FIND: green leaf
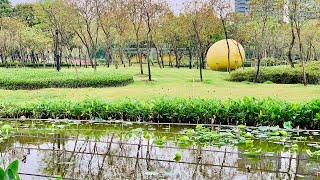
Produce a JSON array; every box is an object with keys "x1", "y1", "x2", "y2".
[
  {"x1": 0, "y1": 168, "x2": 5, "y2": 180},
  {"x1": 174, "y1": 152, "x2": 182, "y2": 162},
  {"x1": 5, "y1": 160, "x2": 19, "y2": 177},
  {"x1": 283, "y1": 122, "x2": 292, "y2": 130},
  {"x1": 279, "y1": 131, "x2": 287, "y2": 136},
  {"x1": 5, "y1": 169, "x2": 15, "y2": 180}
]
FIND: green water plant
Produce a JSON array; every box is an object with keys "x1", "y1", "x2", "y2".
[
  {"x1": 1, "y1": 97, "x2": 319, "y2": 129},
  {"x1": 1, "y1": 125, "x2": 14, "y2": 135},
  {"x1": 306, "y1": 150, "x2": 320, "y2": 159},
  {"x1": 0, "y1": 160, "x2": 20, "y2": 180},
  {"x1": 174, "y1": 152, "x2": 182, "y2": 162}
]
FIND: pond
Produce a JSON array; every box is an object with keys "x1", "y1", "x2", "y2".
[{"x1": 0, "y1": 120, "x2": 320, "y2": 180}]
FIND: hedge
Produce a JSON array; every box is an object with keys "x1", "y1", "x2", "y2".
[
  {"x1": 0, "y1": 69, "x2": 133, "y2": 90},
  {"x1": 0, "y1": 62, "x2": 74, "y2": 68},
  {"x1": 0, "y1": 97, "x2": 319, "y2": 129},
  {"x1": 230, "y1": 61, "x2": 320, "y2": 84}
]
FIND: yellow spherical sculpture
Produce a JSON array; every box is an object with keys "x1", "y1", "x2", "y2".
[{"x1": 207, "y1": 39, "x2": 245, "y2": 71}]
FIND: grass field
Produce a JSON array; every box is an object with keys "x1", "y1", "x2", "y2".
[{"x1": 0, "y1": 65, "x2": 319, "y2": 103}]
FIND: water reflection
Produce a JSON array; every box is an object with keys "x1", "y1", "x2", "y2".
[{"x1": 0, "y1": 123, "x2": 319, "y2": 180}]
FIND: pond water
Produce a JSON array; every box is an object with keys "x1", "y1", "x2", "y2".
[{"x1": 0, "y1": 120, "x2": 320, "y2": 180}]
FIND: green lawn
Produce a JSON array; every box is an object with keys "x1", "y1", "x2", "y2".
[{"x1": 0, "y1": 65, "x2": 319, "y2": 102}]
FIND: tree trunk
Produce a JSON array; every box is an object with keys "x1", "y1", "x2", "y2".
[
  {"x1": 105, "y1": 45, "x2": 110, "y2": 67},
  {"x1": 159, "y1": 49, "x2": 164, "y2": 68},
  {"x1": 296, "y1": 29, "x2": 307, "y2": 86},
  {"x1": 136, "y1": 33, "x2": 143, "y2": 75},
  {"x1": 199, "y1": 50, "x2": 204, "y2": 82},
  {"x1": 254, "y1": 55, "x2": 262, "y2": 83},
  {"x1": 188, "y1": 47, "x2": 192, "y2": 69},
  {"x1": 155, "y1": 47, "x2": 162, "y2": 68},
  {"x1": 288, "y1": 17, "x2": 295, "y2": 68},
  {"x1": 222, "y1": 19, "x2": 231, "y2": 73},
  {"x1": 174, "y1": 48, "x2": 179, "y2": 68}
]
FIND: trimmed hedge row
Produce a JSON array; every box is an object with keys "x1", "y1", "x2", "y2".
[
  {"x1": 230, "y1": 61, "x2": 320, "y2": 84},
  {"x1": 0, "y1": 97, "x2": 319, "y2": 129},
  {"x1": 0, "y1": 69, "x2": 133, "y2": 90},
  {"x1": 0, "y1": 62, "x2": 74, "y2": 68}
]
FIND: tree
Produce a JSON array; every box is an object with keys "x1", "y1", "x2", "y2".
[
  {"x1": 286, "y1": 0, "x2": 319, "y2": 86},
  {"x1": 143, "y1": 0, "x2": 167, "y2": 81},
  {"x1": 14, "y1": 3, "x2": 40, "y2": 27},
  {"x1": 66, "y1": 0, "x2": 102, "y2": 70},
  {"x1": 248, "y1": 0, "x2": 283, "y2": 82},
  {"x1": 127, "y1": 0, "x2": 145, "y2": 75},
  {"x1": 184, "y1": 0, "x2": 220, "y2": 81},
  {"x1": 0, "y1": 0, "x2": 12, "y2": 17},
  {"x1": 214, "y1": 0, "x2": 234, "y2": 73},
  {"x1": 98, "y1": 0, "x2": 116, "y2": 67}
]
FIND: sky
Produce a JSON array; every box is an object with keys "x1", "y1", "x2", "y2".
[{"x1": 10, "y1": 0, "x2": 34, "y2": 5}]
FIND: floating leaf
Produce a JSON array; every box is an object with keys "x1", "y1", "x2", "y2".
[
  {"x1": 145, "y1": 171, "x2": 159, "y2": 176},
  {"x1": 174, "y1": 152, "x2": 182, "y2": 162},
  {"x1": 279, "y1": 131, "x2": 287, "y2": 136},
  {"x1": 283, "y1": 122, "x2": 292, "y2": 130}
]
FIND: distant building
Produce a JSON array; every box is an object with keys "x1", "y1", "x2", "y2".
[{"x1": 235, "y1": 0, "x2": 250, "y2": 13}]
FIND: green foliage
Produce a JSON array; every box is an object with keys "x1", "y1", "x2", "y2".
[
  {"x1": 283, "y1": 121, "x2": 292, "y2": 130},
  {"x1": 0, "y1": 160, "x2": 20, "y2": 180},
  {"x1": 0, "y1": 97, "x2": 320, "y2": 129},
  {"x1": 0, "y1": 0, "x2": 13, "y2": 17},
  {"x1": 230, "y1": 61, "x2": 320, "y2": 84},
  {"x1": 1, "y1": 125, "x2": 13, "y2": 134},
  {"x1": 306, "y1": 150, "x2": 320, "y2": 159},
  {"x1": 174, "y1": 152, "x2": 182, "y2": 162},
  {"x1": 0, "y1": 69, "x2": 133, "y2": 90},
  {"x1": 14, "y1": 3, "x2": 40, "y2": 27}
]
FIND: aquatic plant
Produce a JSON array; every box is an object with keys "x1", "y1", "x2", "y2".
[
  {"x1": 1, "y1": 97, "x2": 319, "y2": 129},
  {"x1": 306, "y1": 150, "x2": 320, "y2": 159},
  {"x1": 0, "y1": 160, "x2": 20, "y2": 180}
]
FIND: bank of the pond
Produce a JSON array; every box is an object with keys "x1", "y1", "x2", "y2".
[{"x1": 0, "y1": 97, "x2": 319, "y2": 129}]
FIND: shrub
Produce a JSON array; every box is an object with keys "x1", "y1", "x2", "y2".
[
  {"x1": 0, "y1": 69, "x2": 133, "y2": 90},
  {"x1": 0, "y1": 62, "x2": 74, "y2": 68},
  {"x1": 230, "y1": 61, "x2": 320, "y2": 84},
  {"x1": 0, "y1": 97, "x2": 319, "y2": 129}
]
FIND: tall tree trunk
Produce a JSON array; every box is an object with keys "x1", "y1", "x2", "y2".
[
  {"x1": 235, "y1": 42, "x2": 245, "y2": 69},
  {"x1": 222, "y1": 18, "x2": 231, "y2": 73},
  {"x1": 254, "y1": 54, "x2": 262, "y2": 83},
  {"x1": 288, "y1": 16, "x2": 295, "y2": 68},
  {"x1": 187, "y1": 47, "x2": 192, "y2": 69},
  {"x1": 174, "y1": 48, "x2": 180, "y2": 68},
  {"x1": 199, "y1": 50, "x2": 203, "y2": 82},
  {"x1": 155, "y1": 47, "x2": 162, "y2": 68},
  {"x1": 136, "y1": 33, "x2": 143, "y2": 75},
  {"x1": 79, "y1": 48, "x2": 82, "y2": 67},
  {"x1": 105, "y1": 45, "x2": 110, "y2": 67},
  {"x1": 159, "y1": 49, "x2": 164, "y2": 68},
  {"x1": 296, "y1": 28, "x2": 307, "y2": 86}
]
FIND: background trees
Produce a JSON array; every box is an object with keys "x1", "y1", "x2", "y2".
[{"x1": 0, "y1": 0, "x2": 319, "y2": 82}]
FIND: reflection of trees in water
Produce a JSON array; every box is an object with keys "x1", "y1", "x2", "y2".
[
  {"x1": 33, "y1": 135, "x2": 247, "y2": 179},
  {"x1": 2, "y1": 132, "x2": 320, "y2": 179}
]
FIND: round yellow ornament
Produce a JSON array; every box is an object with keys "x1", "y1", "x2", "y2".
[{"x1": 207, "y1": 39, "x2": 245, "y2": 71}]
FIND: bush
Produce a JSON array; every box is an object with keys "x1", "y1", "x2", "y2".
[
  {"x1": 1, "y1": 97, "x2": 319, "y2": 129},
  {"x1": 230, "y1": 61, "x2": 320, "y2": 84},
  {"x1": 0, "y1": 62, "x2": 74, "y2": 68},
  {"x1": 0, "y1": 69, "x2": 134, "y2": 90}
]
